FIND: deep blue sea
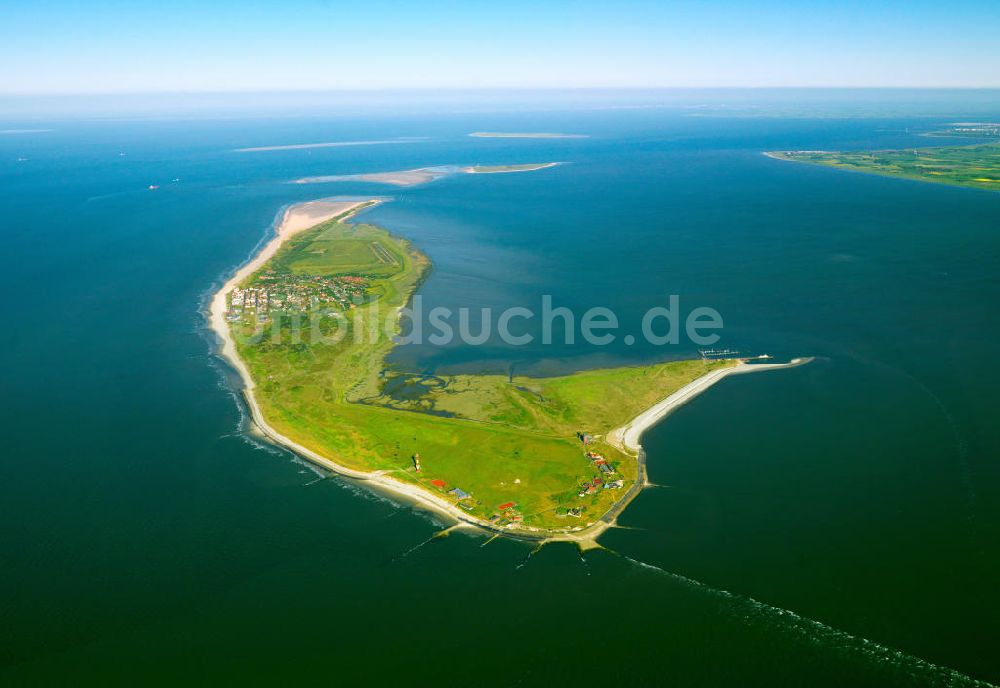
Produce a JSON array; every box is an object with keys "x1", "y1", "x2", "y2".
[{"x1": 1, "y1": 91, "x2": 998, "y2": 685}]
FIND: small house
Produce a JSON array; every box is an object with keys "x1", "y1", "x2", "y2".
[{"x1": 449, "y1": 487, "x2": 471, "y2": 500}]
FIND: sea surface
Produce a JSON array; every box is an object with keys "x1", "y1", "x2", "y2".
[{"x1": 1, "y1": 91, "x2": 998, "y2": 685}]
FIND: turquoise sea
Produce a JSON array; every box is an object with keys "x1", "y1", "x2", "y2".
[{"x1": 1, "y1": 91, "x2": 997, "y2": 685}]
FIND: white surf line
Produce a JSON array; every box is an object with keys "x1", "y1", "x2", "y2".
[{"x1": 616, "y1": 552, "x2": 989, "y2": 687}]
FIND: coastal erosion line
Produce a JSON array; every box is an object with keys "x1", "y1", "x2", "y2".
[{"x1": 209, "y1": 197, "x2": 810, "y2": 544}]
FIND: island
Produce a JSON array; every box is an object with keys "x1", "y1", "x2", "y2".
[
  {"x1": 469, "y1": 132, "x2": 588, "y2": 139},
  {"x1": 923, "y1": 123, "x2": 1000, "y2": 139},
  {"x1": 294, "y1": 168, "x2": 449, "y2": 186},
  {"x1": 234, "y1": 138, "x2": 426, "y2": 152},
  {"x1": 293, "y1": 163, "x2": 558, "y2": 187},
  {"x1": 463, "y1": 163, "x2": 558, "y2": 174},
  {"x1": 767, "y1": 142, "x2": 1000, "y2": 192},
  {"x1": 211, "y1": 199, "x2": 803, "y2": 542}
]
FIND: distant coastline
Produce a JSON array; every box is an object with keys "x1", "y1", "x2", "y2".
[
  {"x1": 469, "y1": 132, "x2": 588, "y2": 139},
  {"x1": 764, "y1": 143, "x2": 1000, "y2": 192}
]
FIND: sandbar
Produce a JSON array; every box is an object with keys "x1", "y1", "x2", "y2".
[
  {"x1": 235, "y1": 138, "x2": 426, "y2": 153},
  {"x1": 469, "y1": 132, "x2": 588, "y2": 139},
  {"x1": 294, "y1": 163, "x2": 557, "y2": 187}
]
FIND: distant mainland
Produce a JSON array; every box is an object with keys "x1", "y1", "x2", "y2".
[
  {"x1": 469, "y1": 132, "x2": 588, "y2": 139},
  {"x1": 767, "y1": 140, "x2": 1000, "y2": 192}
]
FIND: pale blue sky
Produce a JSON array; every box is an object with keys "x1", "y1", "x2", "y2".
[{"x1": 2, "y1": 0, "x2": 999, "y2": 93}]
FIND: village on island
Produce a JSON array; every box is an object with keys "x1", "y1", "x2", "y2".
[{"x1": 225, "y1": 269, "x2": 370, "y2": 323}]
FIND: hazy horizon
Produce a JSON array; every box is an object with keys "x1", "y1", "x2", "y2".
[
  {"x1": 3, "y1": 87, "x2": 1000, "y2": 120},
  {"x1": 3, "y1": 1, "x2": 999, "y2": 95}
]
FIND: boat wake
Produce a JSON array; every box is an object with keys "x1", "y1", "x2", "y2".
[{"x1": 609, "y1": 550, "x2": 989, "y2": 687}]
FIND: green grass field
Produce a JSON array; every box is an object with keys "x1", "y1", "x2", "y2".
[
  {"x1": 279, "y1": 221, "x2": 404, "y2": 277},
  {"x1": 771, "y1": 142, "x2": 1000, "y2": 192},
  {"x1": 231, "y1": 208, "x2": 730, "y2": 531}
]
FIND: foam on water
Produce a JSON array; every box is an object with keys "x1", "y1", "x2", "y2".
[{"x1": 613, "y1": 552, "x2": 990, "y2": 688}]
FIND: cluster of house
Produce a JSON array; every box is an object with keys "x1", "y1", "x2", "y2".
[
  {"x1": 587, "y1": 451, "x2": 617, "y2": 475},
  {"x1": 578, "y1": 475, "x2": 605, "y2": 497},
  {"x1": 227, "y1": 287, "x2": 269, "y2": 322},
  {"x1": 426, "y1": 478, "x2": 476, "y2": 512},
  {"x1": 226, "y1": 273, "x2": 369, "y2": 323},
  {"x1": 578, "y1": 475, "x2": 625, "y2": 497},
  {"x1": 576, "y1": 450, "x2": 625, "y2": 497},
  {"x1": 489, "y1": 501, "x2": 523, "y2": 527}
]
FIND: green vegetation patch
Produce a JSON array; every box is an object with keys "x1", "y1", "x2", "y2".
[
  {"x1": 771, "y1": 142, "x2": 1000, "y2": 191},
  {"x1": 279, "y1": 222, "x2": 404, "y2": 277}
]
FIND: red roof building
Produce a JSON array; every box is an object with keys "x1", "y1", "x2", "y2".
[
  {"x1": 430, "y1": 479, "x2": 447, "y2": 489},
  {"x1": 498, "y1": 501, "x2": 516, "y2": 510}
]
